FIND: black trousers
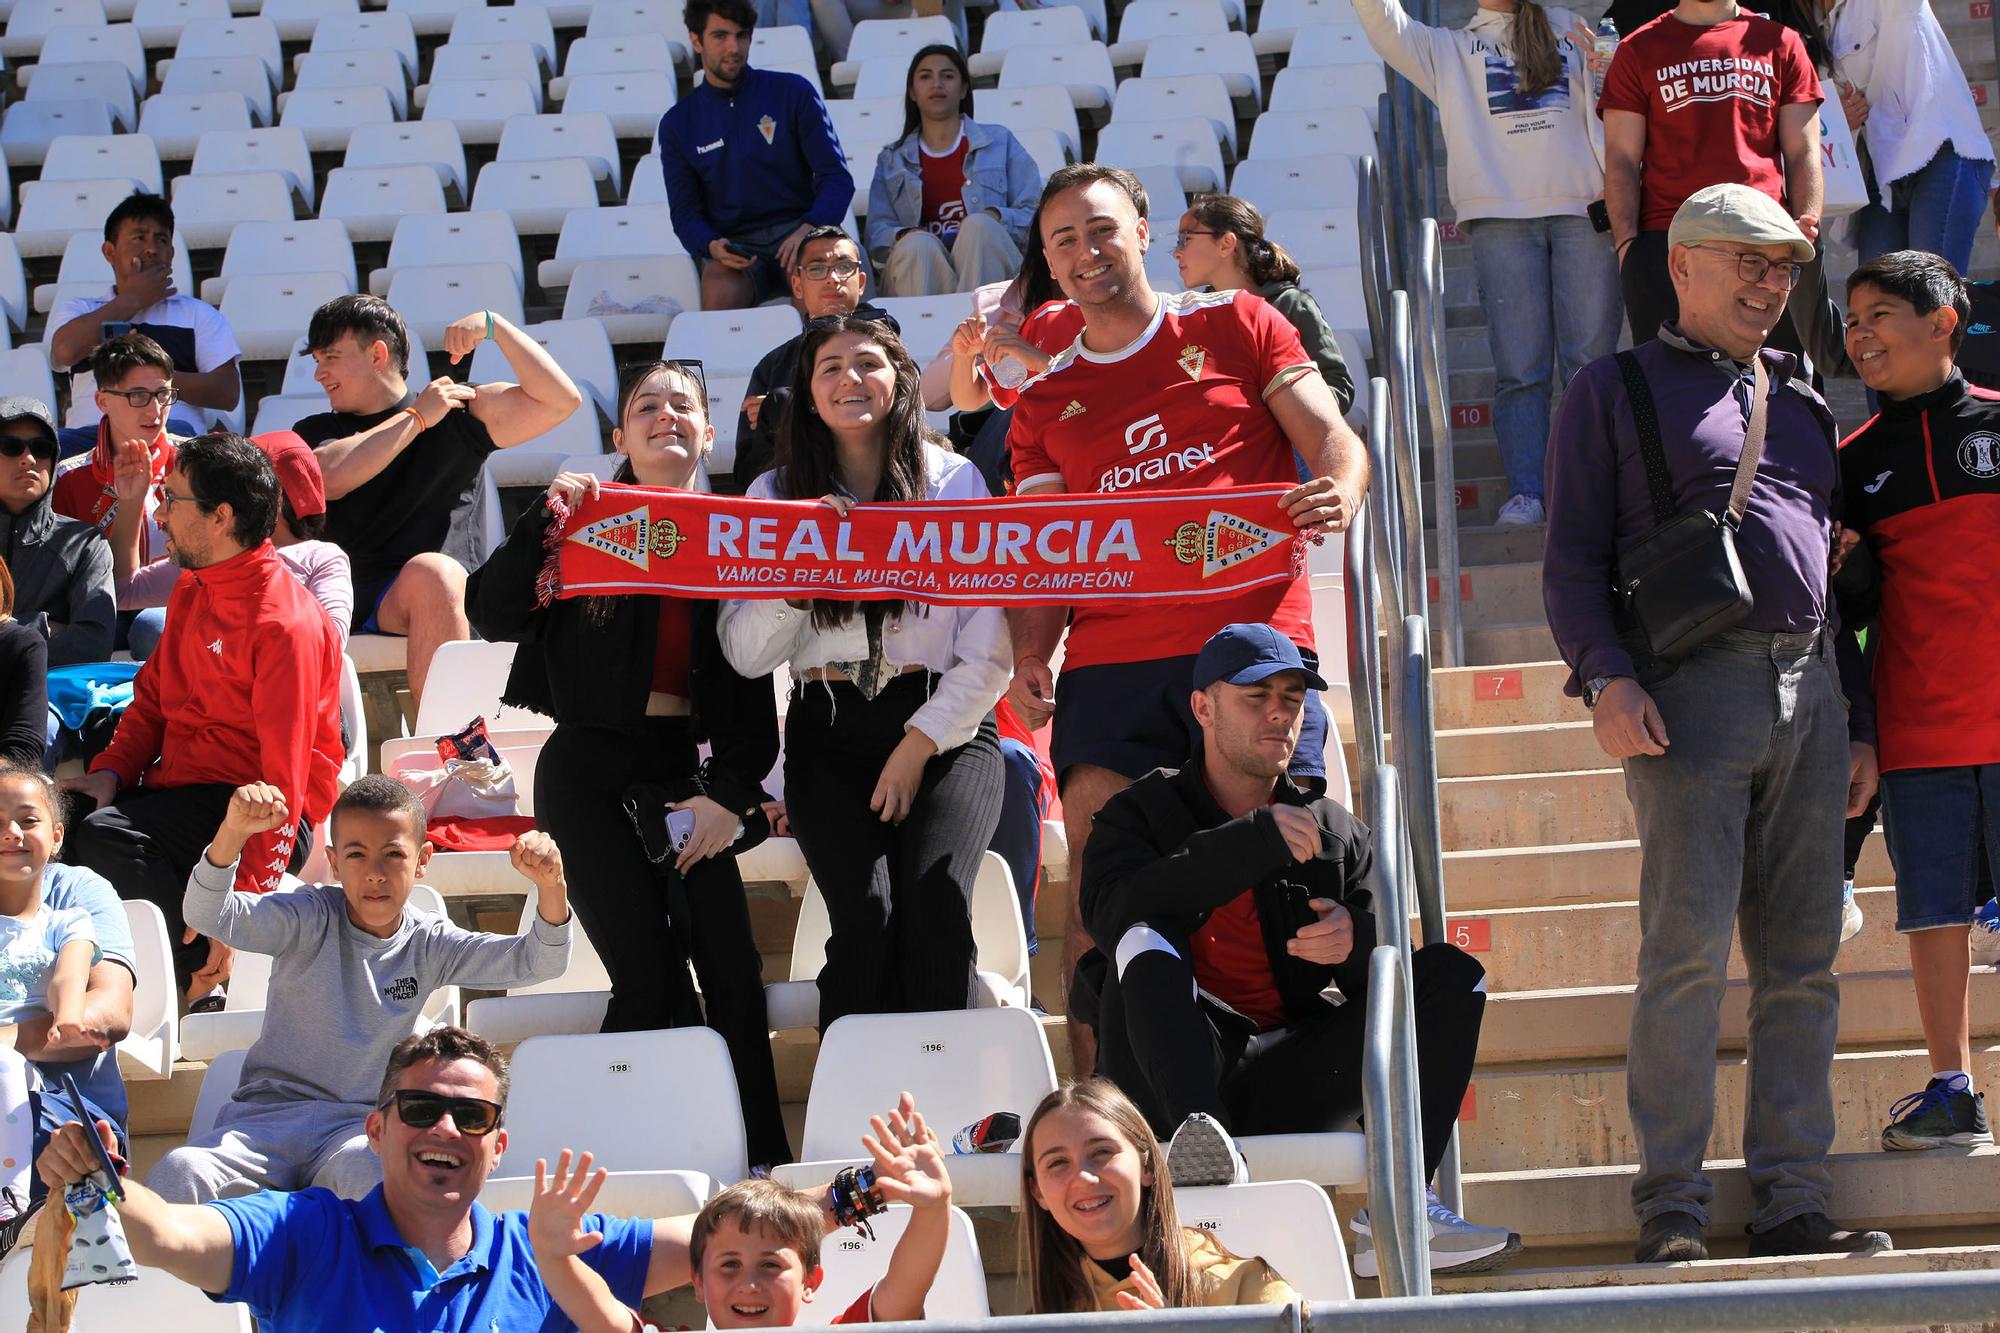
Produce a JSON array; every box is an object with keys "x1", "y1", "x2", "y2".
[
  {"x1": 65, "y1": 783, "x2": 309, "y2": 990},
  {"x1": 783, "y1": 674, "x2": 1004, "y2": 1029},
  {"x1": 1098, "y1": 934, "x2": 1486, "y2": 1181},
  {"x1": 534, "y1": 718, "x2": 791, "y2": 1168}
]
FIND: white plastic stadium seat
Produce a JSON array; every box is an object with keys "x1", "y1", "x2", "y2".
[
  {"x1": 847, "y1": 54, "x2": 908, "y2": 103},
  {"x1": 479, "y1": 1169, "x2": 708, "y2": 1223},
  {"x1": 662, "y1": 305, "x2": 802, "y2": 379},
  {"x1": 463, "y1": 880, "x2": 611, "y2": 1042},
  {"x1": 172, "y1": 15, "x2": 282, "y2": 86},
  {"x1": 427, "y1": 78, "x2": 542, "y2": 146},
  {"x1": 0, "y1": 349, "x2": 58, "y2": 416},
  {"x1": 1263, "y1": 207, "x2": 1363, "y2": 271},
  {"x1": 550, "y1": 32, "x2": 677, "y2": 101},
  {"x1": 1094, "y1": 117, "x2": 1223, "y2": 193},
  {"x1": 874, "y1": 293, "x2": 968, "y2": 366},
  {"x1": 293, "y1": 47, "x2": 410, "y2": 119},
  {"x1": 318, "y1": 163, "x2": 447, "y2": 243},
  {"x1": 388, "y1": 0, "x2": 483, "y2": 39},
  {"x1": 497, "y1": 110, "x2": 621, "y2": 192},
  {"x1": 201, "y1": 217, "x2": 355, "y2": 303},
  {"x1": 372, "y1": 208, "x2": 524, "y2": 297},
  {"x1": 830, "y1": 14, "x2": 955, "y2": 90},
  {"x1": 410, "y1": 639, "x2": 539, "y2": 735},
  {"x1": 0, "y1": 1252, "x2": 251, "y2": 1330},
  {"x1": 1141, "y1": 31, "x2": 1261, "y2": 106},
  {"x1": 34, "y1": 21, "x2": 144, "y2": 91},
  {"x1": 1250, "y1": 105, "x2": 1376, "y2": 160},
  {"x1": 998, "y1": 41, "x2": 1115, "y2": 112},
  {"x1": 251, "y1": 392, "x2": 330, "y2": 434},
  {"x1": 2, "y1": 101, "x2": 119, "y2": 168},
  {"x1": 480, "y1": 400, "x2": 603, "y2": 485},
  {"x1": 471, "y1": 317, "x2": 615, "y2": 417},
  {"x1": 12, "y1": 176, "x2": 137, "y2": 256},
  {"x1": 1299, "y1": 268, "x2": 1368, "y2": 348},
  {"x1": 0, "y1": 235, "x2": 26, "y2": 326},
  {"x1": 469, "y1": 155, "x2": 598, "y2": 233},
  {"x1": 805, "y1": 1206, "x2": 990, "y2": 1324},
  {"x1": 385, "y1": 262, "x2": 524, "y2": 348},
  {"x1": 826, "y1": 95, "x2": 902, "y2": 213},
  {"x1": 221, "y1": 270, "x2": 354, "y2": 359},
  {"x1": 302, "y1": 10, "x2": 419, "y2": 82},
  {"x1": 1112, "y1": 72, "x2": 1235, "y2": 155},
  {"x1": 1229, "y1": 153, "x2": 1359, "y2": 212},
  {"x1": 139, "y1": 90, "x2": 253, "y2": 158},
  {"x1": 168, "y1": 169, "x2": 293, "y2": 249},
  {"x1": 278, "y1": 83, "x2": 395, "y2": 153},
  {"x1": 557, "y1": 70, "x2": 673, "y2": 139},
  {"x1": 584, "y1": 0, "x2": 691, "y2": 67},
  {"x1": 345, "y1": 120, "x2": 470, "y2": 202},
  {"x1": 536, "y1": 204, "x2": 683, "y2": 289},
  {"x1": 1174, "y1": 1181, "x2": 1355, "y2": 1302},
  {"x1": 769, "y1": 1007, "x2": 1057, "y2": 1207},
  {"x1": 423, "y1": 39, "x2": 544, "y2": 107},
  {"x1": 191, "y1": 125, "x2": 315, "y2": 209},
  {"x1": 496, "y1": 1028, "x2": 749, "y2": 1195},
  {"x1": 38, "y1": 129, "x2": 159, "y2": 191},
  {"x1": 448, "y1": 3, "x2": 555, "y2": 70},
  {"x1": 1253, "y1": 0, "x2": 1362, "y2": 53},
  {"x1": 1288, "y1": 20, "x2": 1376, "y2": 67},
  {"x1": 1111, "y1": 0, "x2": 1230, "y2": 69},
  {"x1": 972, "y1": 85, "x2": 1080, "y2": 159},
  {"x1": 969, "y1": 5, "x2": 1092, "y2": 77},
  {"x1": 701, "y1": 369, "x2": 749, "y2": 474},
  {"x1": 626, "y1": 152, "x2": 666, "y2": 205},
  {"x1": 2, "y1": 0, "x2": 106, "y2": 60},
  {"x1": 1268, "y1": 63, "x2": 1385, "y2": 119},
  {"x1": 259, "y1": 0, "x2": 355, "y2": 42},
  {"x1": 21, "y1": 60, "x2": 135, "y2": 130},
  {"x1": 563, "y1": 256, "x2": 696, "y2": 346},
  {"x1": 745, "y1": 22, "x2": 817, "y2": 90},
  {"x1": 115, "y1": 898, "x2": 179, "y2": 1079},
  {"x1": 158, "y1": 53, "x2": 272, "y2": 124}
]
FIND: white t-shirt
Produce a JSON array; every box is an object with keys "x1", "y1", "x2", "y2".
[
  {"x1": 50, "y1": 291, "x2": 243, "y2": 430},
  {"x1": 0, "y1": 904, "x2": 98, "y2": 1025}
]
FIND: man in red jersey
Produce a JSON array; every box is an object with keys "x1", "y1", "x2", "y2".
[{"x1": 1001, "y1": 163, "x2": 1369, "y2": 1071}]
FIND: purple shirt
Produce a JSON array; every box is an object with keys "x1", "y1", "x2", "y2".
[{"x1": 1542, "y1": 329, "x2": 1840, "y2": 696}]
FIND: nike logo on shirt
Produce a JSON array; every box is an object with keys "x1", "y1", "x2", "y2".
[{"x1": 1864, "y1": 470, "x2": 1892, "y2": 493}]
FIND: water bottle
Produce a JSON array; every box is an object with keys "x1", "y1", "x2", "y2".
[
  {"x1": 978, "y1": 352, "x2": 1030, "y2": 391},
  {"x1": 1592, "y1": 18, "x2": 1619, "y2": 100}
]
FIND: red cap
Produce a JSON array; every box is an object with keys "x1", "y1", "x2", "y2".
[{"x1": 251, "y1": 431, "x2": 326, "y2": 519}]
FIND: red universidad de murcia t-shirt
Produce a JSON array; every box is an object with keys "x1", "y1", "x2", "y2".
[{"x1": 1598, "y1": 12, "x2": 1821, "y2": 232}]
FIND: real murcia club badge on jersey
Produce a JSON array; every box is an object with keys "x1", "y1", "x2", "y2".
[
  {"x1": 1165, "y1": 509, "x2": 1289, "y2": 578},
  {"x1": 569, "y1": 508, "x2": 684, "y2": 571},
  {"x1": 1177, "y1": 344, "x2": 1208, "y2": 381},
  {"x1": 758, "y1": 115, "x2": 777, "y2": 144}
]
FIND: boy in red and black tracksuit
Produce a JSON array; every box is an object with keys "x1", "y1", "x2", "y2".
[
  {"x1": 1840, "y1": 250, "x2": 2000, "y2": 1152},
  {"x1": 63, "y1": 433, "x2": 342, "y2": 1002}
]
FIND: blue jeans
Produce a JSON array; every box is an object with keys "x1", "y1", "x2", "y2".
[
  {"x1": 1465, "y1": 216, "x2": 1622, "y2": 501},
  {"x1": 124, "y1": 607, "x2": 168, "y2": 661},
  {"x1": 1879, "y1": 764, "x2": 2000, "y2": 931},
  {"x1": 988, "y1": 737, "x2": 1050, "y2": 956},
  {"x1": 1855, "y1": 146, "x2": 1996, "y2": 277},
  {"x1": 1621, "y1": 628, "x2": 1847, "y2": 1231}
]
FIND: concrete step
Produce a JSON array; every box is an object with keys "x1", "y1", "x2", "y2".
[
  {"x1": 1431, "y1": 521, "x2": 1545, "y2": 568},
  {"x1": 1464, "y1": 1143, "x2": 2000, "y2": 1250},
  {"x1": 1433, "y1": 660, "x2": 1579, "y2": 728},
  {"x1": 1439, "y1": 767, "x2": 1629, "y2": 851},
  {"x1": 1440, "y1": 884, "x2": 1902, "y2": 994},
  {"x1": 1432, "y1": 719, "x2": 1599, "y2": 778},
  {"x1": 1464, "y1": 1044, "x2": 2000, "y2": 1174},
  {"x1": 1437, "y1": 560, "x2": 1541, "y2": 629},
  {"x1": 1479, "y1": 967, "x2": 2000, "y2": 1065},
  {"x1": 1462, "y1": 621, "x2": 1559, "y2": 666},
  {"x1": 1444, "y1": 835, "x2": 1895, "y2": 912}
]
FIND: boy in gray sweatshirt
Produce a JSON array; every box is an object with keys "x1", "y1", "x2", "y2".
[{"x1": 148, "y1": 774, "x2": 574, "y2": 1203}]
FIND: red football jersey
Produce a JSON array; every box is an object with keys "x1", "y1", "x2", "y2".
[{"x1": 1005, "y1": 289, "x2": 1318, "y2": 669}]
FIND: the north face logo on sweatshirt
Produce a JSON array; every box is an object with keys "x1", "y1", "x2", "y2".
[{"x1": 383, "y1": 976, "x2": 418, "y2": 1002}]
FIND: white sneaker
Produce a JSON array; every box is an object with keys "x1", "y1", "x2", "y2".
[
  {"x1": 1495, "y1": 494, "x2": 1545, "y2": 526},
  {"x1": 1840, "y1": 879, "x2": 1863, "y2": 945},
  {"x1": 1166, "y1": 1113, "x2": 1249, "y2": 1187},
  {"x1": 1349, "y1": 1189, "x2": 1522, "y2": 1277},
  {"x1": 1973, "y1": 898, "x2": 2000, "y2": 968}
]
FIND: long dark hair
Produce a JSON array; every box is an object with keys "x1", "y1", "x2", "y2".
[
  {"x1": 898, "y1": 43, "x2": 973, "y2": 144},
  {"x1": 772, "y1": 317, "x2": 935, "y2": 628},
  {"x1": 1185, "y1": 194, "x2": 1301, "y2": 288}
]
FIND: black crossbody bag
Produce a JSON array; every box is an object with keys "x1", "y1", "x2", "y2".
[{"x1": 1612, "y1": 350, "x2": 1769, "y2": 660}]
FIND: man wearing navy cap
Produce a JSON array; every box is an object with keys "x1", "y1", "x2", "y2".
[{"x1": 1079, "y1": 623, "x2": 1516, "y2": 1278}]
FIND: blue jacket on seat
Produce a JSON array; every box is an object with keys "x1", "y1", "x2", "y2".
[{"x1": 863, "y1": 118, "x2": 1043, "y2": 265}]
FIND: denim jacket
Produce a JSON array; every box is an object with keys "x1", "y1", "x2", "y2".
[{"x1": 864, "y1": 118, "x2": 1042, "y2": 265}]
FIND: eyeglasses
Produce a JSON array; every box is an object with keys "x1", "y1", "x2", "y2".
[
  {"x1": 1685, "y1": 244, "x2": 1804, "y2": 292},
  {"x1": 105, "y1": 386, "x2": 176, "y2": 409},
  {"x1": 152, "y1": 484, "x2": 198, "y2": 511},
  {"x1": 799, "y1": 260, "x2": 862, "y2": 281},
  {"x1": 1173, "y1": 230, "x2": 1221, "y2": 253},
  {"x1": 381, "y1": 1089, "x2": 504, "y2": 1136}
]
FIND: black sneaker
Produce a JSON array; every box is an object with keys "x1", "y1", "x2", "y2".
[
  {"x1": 1634, "y1": 1210, "x2": 1708, "y2": 1263},
  {"x1": 1746, "y1": 1212, "x2": 1892, "y2": 1258},
  {"x1": 0, "y1": 1188, "x2": 42, "y2": 1266},
  {"x1": 1882, "y1": 1075, "x2": 1993, "y2": 1150}
]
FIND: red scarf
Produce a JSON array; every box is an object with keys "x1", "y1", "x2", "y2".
[
  {"x1": 82, "y1": 421, "x2": 175, "y2": 531},
  {"x1": 540, "y1": 484, "x2": 1314, "y2": 608}
]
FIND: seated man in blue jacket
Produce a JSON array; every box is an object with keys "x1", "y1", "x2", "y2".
[
  {"x1": 661, "y1": 0, "x2": 856, "y2": 311},
  {"x1": 1080, "y1": 623, "x2": 1514, "y2": 1279}
]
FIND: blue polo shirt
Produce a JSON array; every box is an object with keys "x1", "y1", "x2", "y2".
[{"x1": 207, "y1": 1184, "x2": 652, "y2": 1332}]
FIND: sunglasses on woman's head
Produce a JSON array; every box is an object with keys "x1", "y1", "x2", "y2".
[
  {"x1": 380, "y1": 1089, "x2": 503, "y2": 1136},
  {"x1": 619, "y1": 358, "x2": 708, "y2": 406}
]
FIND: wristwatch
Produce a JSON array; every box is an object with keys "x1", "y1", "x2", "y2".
[{"x1": 1583, "y1": 675, "x2": 1621, "y2": 708}]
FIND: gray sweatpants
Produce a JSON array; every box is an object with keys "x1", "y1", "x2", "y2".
[{"x1": 147, "y1": 1097, "x2": 380, "y2": 1204}]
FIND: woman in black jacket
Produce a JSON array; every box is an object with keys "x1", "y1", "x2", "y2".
[{"x1": 466, "y1": 360, "x2": 789, "y2": 1167}]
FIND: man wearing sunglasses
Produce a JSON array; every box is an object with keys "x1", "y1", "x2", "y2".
[
  {"x1": 731, "y1": 225, "x2": 898, "y2": 489},
  {"x1": 52, "y1": 334, "x2": 185, "y2": 578},
  {"x1": 0, "y1": 397, "x2": 115, "y2": 668},
  {"x1": 37, "y1": 1026, "x2": 883, "y2": 1331}
]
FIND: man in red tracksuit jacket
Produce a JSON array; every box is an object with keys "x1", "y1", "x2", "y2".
[{"x1": 61, "y1": 432, "x2": 342, "y2": 1006}]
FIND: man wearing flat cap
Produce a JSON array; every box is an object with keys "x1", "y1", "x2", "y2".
[
  {"x1": 1543, "y1": 183, "x2": 1889, "y2": 1263},
  {"x1": 1077, "y1": 623, "x2": 1518, "y2": 1279}
]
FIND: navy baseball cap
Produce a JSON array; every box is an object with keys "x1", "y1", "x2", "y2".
[{"x1": 1192, "y1": 623, "x2": 1327, "y2": 692}]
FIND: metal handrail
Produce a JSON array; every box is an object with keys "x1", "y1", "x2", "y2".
[
  {"x1": 1345, "y1": 493, "x2": 1383, "y2": 822},
  {"x1": 1356, "y1": 155, "x2": 1393, "y2": 363},
  {"x1": 1412, "y1": 221, "x2": 1463, "y2": 668},
  {"x1": 1358, "y1": 766, "x2": 1430, "y2": 1298},
  {"x1": 1385, "y1": 293, "x2": 1427, "y2": 633},
  {"x1": 1399, "y1": 615, "x2": 1445, "y2": 948}
]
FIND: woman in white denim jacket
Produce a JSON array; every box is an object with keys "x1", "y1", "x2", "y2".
[
  {"x1": 865, "y1": 44, "x2": 1044, "y2": 296},
  {"x1": 719, "y1": 315, "x2": 1010, "y2": 1026}
]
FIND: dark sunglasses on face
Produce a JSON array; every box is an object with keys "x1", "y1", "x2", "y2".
[
  {"x1": 0, "y1": 438, "x2": 52, "y2": 462},
  {"x1": 381, "y1": 1089, "x2": 504, "y2": 1136}
]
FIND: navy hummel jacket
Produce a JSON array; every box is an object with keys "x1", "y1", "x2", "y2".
[{"x1": 657, "y1": 67, "x2": 854, "y2": 256}]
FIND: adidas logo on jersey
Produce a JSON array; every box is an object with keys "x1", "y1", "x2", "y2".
[{"x1": 1059, "y1": 400, "x2": 1086, "y2": 421}]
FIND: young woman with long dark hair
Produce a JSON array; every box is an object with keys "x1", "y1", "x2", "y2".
[
  {"x1": 719, "y1": 317, "x2": 1008, "y2": 1026},
  {"x1": 465, "y1": 360, "x2": 789, "y2": 1167}
]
